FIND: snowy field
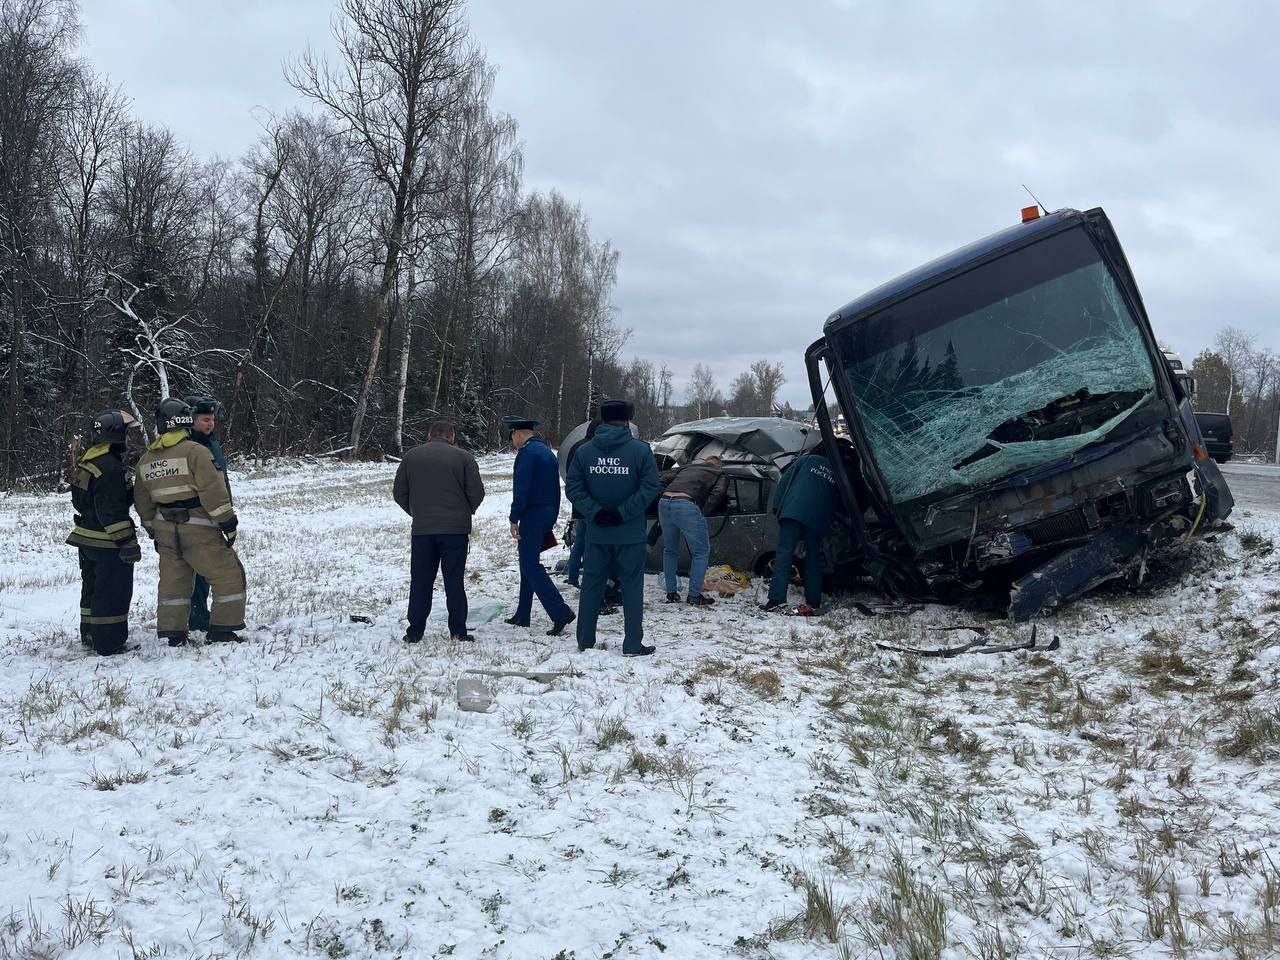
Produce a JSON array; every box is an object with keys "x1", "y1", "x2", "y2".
[{"x1": 1, "y1": 458, "x2": 1278, "y2": 960}]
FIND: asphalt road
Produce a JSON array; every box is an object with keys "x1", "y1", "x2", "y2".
[{"x1": 1219, "y1": 461, "x2": 1280, "y2": 514}]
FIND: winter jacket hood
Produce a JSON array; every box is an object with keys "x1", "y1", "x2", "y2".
[{"x1": 565, "y1": 425, "x2": 660, "y2": 545}]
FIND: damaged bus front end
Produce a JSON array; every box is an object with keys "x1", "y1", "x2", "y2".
[{"x1": 808, "y1": 206, "x2": 1233, "y2": 620}]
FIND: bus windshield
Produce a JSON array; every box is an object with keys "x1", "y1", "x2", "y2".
[{"x1": 833, "y1": 227, "x2": 1159, "y2": 504}]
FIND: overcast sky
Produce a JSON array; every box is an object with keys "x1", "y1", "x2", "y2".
[{"x1": 80, "y1": 0, "x2": 1278, "y2": 407}]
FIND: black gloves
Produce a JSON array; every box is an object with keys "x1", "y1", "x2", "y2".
[
  {"x1": 595, "y1": 507, "x2": 623, "y2": 527},
  {"x1": 119, "y1": 539, "x2": 141, "y2": 564}
]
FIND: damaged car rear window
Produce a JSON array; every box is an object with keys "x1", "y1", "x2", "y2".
[{"x1": 836, "y1": 227, "x2": 1158, "y2": 504}]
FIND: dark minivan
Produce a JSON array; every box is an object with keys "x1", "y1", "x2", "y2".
[{"x1": 1195, "y1": 412, "x2": 1234, "y2": 463}]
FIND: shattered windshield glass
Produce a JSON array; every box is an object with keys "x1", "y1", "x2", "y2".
[{"x1": 835, "y1": 227, "x2": 1158, "y2": 504}]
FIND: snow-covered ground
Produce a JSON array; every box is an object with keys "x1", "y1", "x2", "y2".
[{"x1": 2, "y1": 459, "x2": 1278, "y2": 959}]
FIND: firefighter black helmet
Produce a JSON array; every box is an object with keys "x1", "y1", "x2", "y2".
[
  {"x1": 155, "y1": 397, "x2": 195, "y2": 434},
  {"x1": 185, "y1": 395, "x2": 221, "y2": 417},
  {"x1": 90, "y1": 409, "x2": 141, "y2": 445}
]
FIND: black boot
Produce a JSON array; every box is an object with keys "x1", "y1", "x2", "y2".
[
  {"x1": 504, "y1": 615, "x2": 530, "y2": 627},
  {"x1": 664, "y1": 592, "x2": 680, "y2": 603},
  {"x1": 207, "y1": 630, "x2": 243, "y2": 643},
  {"x1": 547, "y1": 612, "x2": 576, "y2": 636},
  {"x1": 164, "y1": 632, "x2": 189, "y2": 647}
]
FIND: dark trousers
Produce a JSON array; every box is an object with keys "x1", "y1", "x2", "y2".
[
  {"x1": 577, "y1": 541, "x2": 646, "y2": 652},
  {"x1": 189, "y1": 575, "x2": 210, "y2": 631},
  {"x1": 768, "y1": 518, "x2": 824, "y2": 607},
  {"x1": 567, "y1": 519, "x2": 622, "y2": 603},
  {"x1": 515, "y1": 506, "x2": 572, "y2": 623},
  {"x1": 566, "y1": 518, "x2": 587, "y2": 586},
  {"x1": 407, "y1": 533, "x2": 469, "y2": 638},
  {"x1": 77, "y1": 547, "x2": 133, "y2": 654}
]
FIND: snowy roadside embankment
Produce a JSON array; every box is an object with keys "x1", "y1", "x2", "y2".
[{"x1": 1, "y1": 460, "x2": 1278, "y2": 959}]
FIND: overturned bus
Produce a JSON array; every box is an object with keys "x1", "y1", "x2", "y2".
[{"x1": 806, "y1": 206, "x2": 1233, "y2": 620}]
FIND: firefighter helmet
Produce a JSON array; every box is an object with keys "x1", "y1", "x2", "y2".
[
  {"x1": 90, "y1": 410, "x2": 141, "y2": 445},
  {"x1": 155, "y1": 397, "x2": 195, "y2": 434}
]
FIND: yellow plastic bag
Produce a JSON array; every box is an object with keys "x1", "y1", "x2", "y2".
[{"x1": 703, "y1": 563, "x2": 750, "y2": 595}]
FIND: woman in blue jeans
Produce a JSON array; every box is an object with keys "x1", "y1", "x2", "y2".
[{"x1": 658, "y1": 456, "x2": 727, "y2": 607}]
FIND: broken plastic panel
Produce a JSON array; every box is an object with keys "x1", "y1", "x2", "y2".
[{"x1": 839, "y1": 243, "x2": 1157, "y2": 504}]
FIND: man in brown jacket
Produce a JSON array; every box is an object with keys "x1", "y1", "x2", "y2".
[
  {"x1": 393, "y1": 420, "x2": 485, "y2": 643},
  {"x1": 134, "y1": 398, "x2": 246, "y2": 646}
]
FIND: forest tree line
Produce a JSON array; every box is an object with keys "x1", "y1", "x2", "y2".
[
  {"x1": 1190, "y1": 327, "x2": 1280, "y2": 458},
  {"x1": 0, "y1": 0, "x2": 792, "y2": 486}
]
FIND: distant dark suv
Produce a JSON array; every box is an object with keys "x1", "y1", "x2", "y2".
[{"x1": 1195, "y1": 412, "x2": 1234, "y2": 463}]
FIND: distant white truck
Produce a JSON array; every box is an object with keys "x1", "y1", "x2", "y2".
[{"x1": 1161, "y1": 348, "x2": 1195, "y2": 402}]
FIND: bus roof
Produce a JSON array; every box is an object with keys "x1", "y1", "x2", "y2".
[{"x1": 824, "y1": 207, "x2": 1093, "y2": 335}]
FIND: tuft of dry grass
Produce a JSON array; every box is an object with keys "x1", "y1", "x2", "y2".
[
  {"x1": 1221, "y1": 708, "x2": 1280, "y2": 762},
  {"x1": 736, "y1": 667, "x2": 782, "y2": 699}
]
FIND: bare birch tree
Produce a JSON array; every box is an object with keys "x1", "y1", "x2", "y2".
[
  {"x1": 1214, "y1": 326, "x2": 1254, "y2": 417},
  {"x1": 688, "y1": 363, "x2": 720, "y2": 420},
  {"x1": 750, "y1": 358, "x2": 785, "y2": 414},
  {"x1": 289, "y1": 0, "x2": 471, "y2": 458}
]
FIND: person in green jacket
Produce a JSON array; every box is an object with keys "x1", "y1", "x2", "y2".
[{"x1": 763, "y1": 451, "x2": 838, "y2": 615}]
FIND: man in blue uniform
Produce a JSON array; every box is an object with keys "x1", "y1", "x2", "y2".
[
  {"x1": 185, "y1": 396, "x2": 230, "y2": 634},
  {"x1": 764, "y1": 449, "x2": 838, "y2": 615},
  {"x1": 566, "y1": 399, "x2": 660, "y2": 656},
  {"x1": 505, "y1": 417, "x2": 576, "y2": 635}
]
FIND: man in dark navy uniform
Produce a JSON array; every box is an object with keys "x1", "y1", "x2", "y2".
[
  {"x1": 764, "y1": 448, "x2": 839, "y2": 615},
  {"x1": 566, "y1": 399, "x2": 660, "y2": 656},
  {"x1": 504, "y1": 417, "x2": 576, "y2": 635}
]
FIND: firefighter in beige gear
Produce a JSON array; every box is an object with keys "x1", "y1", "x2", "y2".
[{"x1": 134, "y1": 398, "x2": 246, "y2": 646}]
